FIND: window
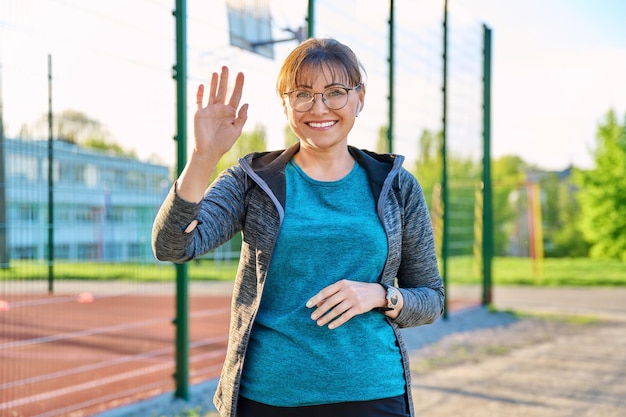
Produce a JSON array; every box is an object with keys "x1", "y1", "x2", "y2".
[
  {"x1": 8, "y1": 155, "x2": 38, "y2": 181},
  {"x1": 12, "y1": 245, "x2": 36, "y2": 260},
  {"x1": 74, "y1": 164, "x2": 86, "y2": 184},
  {"x1": 16, "y1": 204, "x2": 37, "y2": 222},
  {"x1": 85, "y1": 164, "x2": 98, "y2": 187},
  {"x1": 127, "y1": 171, "x2": 146, "y2": 190},
  {"x1": 55, "y1": 244, "x2": 70, "y2": 259},
  {"x1": 77, "y1": 243, "x2": 98, "y2": 260},
  {"x1": 57, "y1": 161, "x2": 72, "y2": 184}
]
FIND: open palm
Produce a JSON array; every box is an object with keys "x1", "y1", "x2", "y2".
[{"x1": 194, "y1": 66, "x2": 248, "y2": 157}]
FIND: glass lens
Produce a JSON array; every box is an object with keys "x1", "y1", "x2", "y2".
[
  {"x1": 289, "y1": 91, "x2": 314, "y2": 111},
  {"x1": 322, "y1": 87, "x2": 348, "y2": 110},
  {"x1": 288, "y1": 87, "x2": 350, "y2": 111}
]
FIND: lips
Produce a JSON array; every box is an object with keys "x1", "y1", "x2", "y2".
[{"x1": 306, "y1": 121, "x2": 337, "y2": 128}]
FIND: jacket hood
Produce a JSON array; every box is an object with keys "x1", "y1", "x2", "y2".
[{"x1": 240, "y1": 142, "x2": 405, "y2": 206}]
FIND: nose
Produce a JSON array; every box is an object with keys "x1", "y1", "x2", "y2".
[{"x1": 310, "y1": 93, "x2": 328, "y2": 113}]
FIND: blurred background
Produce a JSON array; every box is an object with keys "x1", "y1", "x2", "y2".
[{"x1": 1, "y1": 0, "x2": 625, "y2": 416}]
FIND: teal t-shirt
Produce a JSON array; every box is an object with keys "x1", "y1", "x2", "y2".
[{"x1": 239, "y1": 159, "x2": 405, "y2": 406}]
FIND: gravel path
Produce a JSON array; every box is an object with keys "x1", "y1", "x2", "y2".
[{"x1": 407, "y1": 287, "x2": 626, "y2": 417}]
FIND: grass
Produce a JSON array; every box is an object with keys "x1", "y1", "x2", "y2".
[
  {"x1": 509, "y1": 310, "x2": 605, "y2": 325},
  {"x1": 447, "y1": 256, "x2": 626, "y2": 286},
  {"x1": 0, "y1": 259, "x2": 238, "y2": 282},
  {"x1": 1, "y1": 256, "x2": 625, "y2": 286}
]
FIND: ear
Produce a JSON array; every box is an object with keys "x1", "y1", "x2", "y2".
[{"x1": 356, "y1": 87, "x2": 365, "y2": 117}]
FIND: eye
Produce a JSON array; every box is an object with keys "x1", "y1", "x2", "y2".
[
  {"x1": 294, "y1": 90, "x2": 312, "y2": 99},
  {"x1": 325, "y1": 88, "x2": 346, "y2": 98}
]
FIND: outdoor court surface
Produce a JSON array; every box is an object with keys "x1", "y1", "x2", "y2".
[
  {"x1": 0, "y1": 289, "x2": 232, "y2": 417},
  {"x1": 0, "y1": 284, "x2": 477, "y2": 417}
]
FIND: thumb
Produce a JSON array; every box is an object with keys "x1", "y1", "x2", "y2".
[{"x1": 234, "y1": 103, "x2": 249, "y2": 130}]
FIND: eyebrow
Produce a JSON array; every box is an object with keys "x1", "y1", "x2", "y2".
[{"x1": 295, "y1": 82, "x2": 349, "y2": 90}]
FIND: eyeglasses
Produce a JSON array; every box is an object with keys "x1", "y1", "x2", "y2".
[{"x1": 283, "y1": 84, "x2": 361, "y2": 112}]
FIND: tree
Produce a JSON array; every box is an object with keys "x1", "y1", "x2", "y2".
[
  {"x1": 20, "y1": 109, "x2": 136, "y2": 157},
  {"x1": 575, "y1": 109, "x2": 626, "y2": 261},
  {"x1": 82, "y1": 137, "x2": 137, "y2": 158},
  {"x1": 26, "y1": 109, "x2": 109, "y2": 143},
  {"x1": 539, "y1": 169, "x2": 589, "y2": 257},
  {"x1": 210, "y1": 124, "x2": 268, "y2": 183},
  {"x1": 283, "y1": 124, "x2": 299, "y2": 148},
  {"x1": 492, "y1": 155, "x2": 529, "y2": 256},
  {"x1": 376, "y1": 125, "x2": 389, "y2": 154},
  {"x1": 413, "y1": 129, "x2": 442, "y2": 210}
]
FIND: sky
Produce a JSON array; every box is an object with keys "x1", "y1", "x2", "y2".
[
  {"x1": 1, "y1": 0, "x2": 625, "y2": 171},
  {"x1": 465, "y1": 0, "x2": 626, "y2": 170}
]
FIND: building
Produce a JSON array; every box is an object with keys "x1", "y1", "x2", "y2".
[{"x1": 1, "y1": 138, "x2": 171, "y2": 262}]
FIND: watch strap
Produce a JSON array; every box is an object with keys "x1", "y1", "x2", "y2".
[{"x1": 374, "y1": 282, "x2": 395, "y2": 312}]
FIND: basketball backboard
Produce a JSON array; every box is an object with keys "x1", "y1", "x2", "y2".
[
  {"x1": 226, "y1": 0, "x2": 305, "y2": 59},
  {"x1": 227, "y1": 0, "x2": 274, "y2": 59}
]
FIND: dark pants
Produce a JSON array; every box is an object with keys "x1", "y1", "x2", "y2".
[{"x1": 236, "y1": 394, "x2": 410, "y2": 417}]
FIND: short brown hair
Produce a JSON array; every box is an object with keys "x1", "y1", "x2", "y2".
[{"x1": 276, "y1": 38, "x2": 366, "y2": 96}]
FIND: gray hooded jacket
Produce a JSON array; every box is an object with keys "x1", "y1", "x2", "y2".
[{"x1": 152, "y1": 143, "x2": 444, "y2": 417}]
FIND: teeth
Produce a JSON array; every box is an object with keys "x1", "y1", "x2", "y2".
[{"x1": 308, "y1": 121, "x2": 335, "y2": 128}]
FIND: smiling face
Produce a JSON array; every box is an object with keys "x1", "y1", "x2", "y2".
[
  {"x1": 276, "y1": 38, "x2": 367, "y2": 154},
  {"x1": 283, "y1": 63, "x2": 364, "y2": 153}
]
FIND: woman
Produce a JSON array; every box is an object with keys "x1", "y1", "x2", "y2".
[{"x1": 152, "y1": 38, "x2": 444, "y2": 417}]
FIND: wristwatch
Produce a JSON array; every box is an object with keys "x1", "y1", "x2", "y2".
[{"x1": 376, "y1": 283, "x2": 399, "y2": 312}]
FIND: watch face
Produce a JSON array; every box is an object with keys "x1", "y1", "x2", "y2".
[{"x1": 388, "y1": 288, "x2": 399, "y2": 308}]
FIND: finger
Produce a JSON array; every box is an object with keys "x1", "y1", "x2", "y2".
[
  {"x1": 196, "y1": 84, "x2": 204, "y2": 109},
  {"x1": 228, "y1": 72, "x2": 245, "y2": 108},
  {"x1": 327, "y1": 308, "x2": 356, "y2": 330},
  {"x1": 215, "y1": 66, "x2": 229, "y2": 103},
  {"x1": 310, "y1": 291, "x2": 345, "y2": 322},
  {"x1": 316, "y1": 302, "x2": 354, "y2": 329},
  {"x1": 306, "y1": 281, "x2": 341, "y2": 308},
  {"x1": 234, "y1": 103, "x2": 249, "y2": 130},
  {"x1": 209, "y1": 71, "x2": 219, "y2": 104}
]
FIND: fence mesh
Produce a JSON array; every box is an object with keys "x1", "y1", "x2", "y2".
[{"x1": 0, "y1": 0, "x2": 487, "y2": 415}]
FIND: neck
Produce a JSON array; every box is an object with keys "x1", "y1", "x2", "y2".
[{"x1": 294, "y1": 146, "x2": 354, "y2": 181}]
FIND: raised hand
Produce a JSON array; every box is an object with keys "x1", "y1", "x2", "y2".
[
  {"x1": 175, "y1": 67, "x2": 248, "y2": 203},
  {"x1": 194, "y1": 66, "x2": 248, "y2": 157}
]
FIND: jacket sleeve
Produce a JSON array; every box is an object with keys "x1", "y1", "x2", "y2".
[
  {"x1": 152, "y1": 165, "x2": 248, "y2": 263},
  {"x1": 392, "y1": 170, "x2": 445, "y2": 328}
]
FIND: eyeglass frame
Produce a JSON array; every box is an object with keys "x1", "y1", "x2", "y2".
[{"x1": 283, "y1": 84, "x2": 363, "y2": 112}]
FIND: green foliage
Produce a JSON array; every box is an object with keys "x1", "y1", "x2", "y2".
[
  {"x1": 413, "y1": 129, "x2": 443, "y2": 209},
  {"x1": 20, "y1": 109, "x2": 137, "y2": 157},
  {"x1": 480, "y1": 155, "x2": 529, "y2": 256},
  {"x1": 283, "y1": 123, "x2": 299, "y2": 148},
  {"x1": 376, "y1": 125, "x2": 390, "y2": 154},
  {"x1": 82, "y1": 137, "x2": 137, "y2": 158},
  {"x1": 539, "y1": 170, "x2": 588, "y2": 257},
  {"x1": 493, "y1": 155, "x2": 527, "y2": 182},
  {"x1": 210, "y1": 124, "x2": 268, "y2": 183},
  {"x1": 575, "y1": 110, "x2": 626, "y2": 261}
]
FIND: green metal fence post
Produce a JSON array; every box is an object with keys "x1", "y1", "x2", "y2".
[
  {"x1": 307, "y1": 0, "x2": 315, "y2": 38},
  {"x1": 173, "y1": 0, "x2": 189, "y2": 401},
  {"x1": 387, "y1": 0, "x2": 394, "y2": 154},
  {"x1": 481, "y1": 24, "x2": 493, "y2": 306},
  {"x1": 440, "y1": 0, "x2": 449, "y2": 320},
  {"x1": 47, "y1": 54, "x2": 54, "y2": 294}
]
